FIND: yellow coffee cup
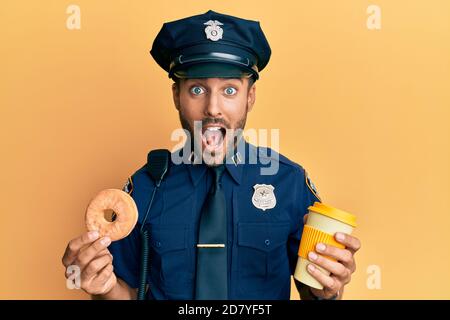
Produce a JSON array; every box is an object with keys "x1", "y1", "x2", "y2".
[{"x1": 294, "y1": 202, "x2": 357, "y2": 290}]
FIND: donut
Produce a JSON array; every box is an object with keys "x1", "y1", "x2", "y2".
[{"x1": 85, "y1": 189, "x2": 138, "y2": 241}]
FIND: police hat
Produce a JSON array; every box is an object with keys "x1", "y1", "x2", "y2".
[{"x1": 150, "y1": 10, "x2": 271, "y2": 80}]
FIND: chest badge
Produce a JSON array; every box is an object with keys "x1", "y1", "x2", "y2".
[
  {"x1": 252, "y1": 184, "x2": 276, "y2": 211},
  {"x1": 204, "y1": 20, "x2": 224, "y2": 41}
]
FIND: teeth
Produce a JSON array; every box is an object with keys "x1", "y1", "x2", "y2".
[{"x1": 204, "y1": 127, "x2": 222, "y2": 131}]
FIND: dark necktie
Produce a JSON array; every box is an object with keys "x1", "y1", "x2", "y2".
[{"x1": 195, "y1": 165, "x2": 228, "y2": 300}]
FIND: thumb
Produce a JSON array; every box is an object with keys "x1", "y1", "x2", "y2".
[{"x1": 303, "y1": 213, "x2": 309, "y2": 225}]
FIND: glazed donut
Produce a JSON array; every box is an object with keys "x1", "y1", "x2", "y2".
[{"x1": 85, "y1": 189, "x2": 138, "y2": 241}]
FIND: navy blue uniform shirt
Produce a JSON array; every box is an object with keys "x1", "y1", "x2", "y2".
[{"x1": 109, "y1": 140, "x2": 321, "y2": 300}]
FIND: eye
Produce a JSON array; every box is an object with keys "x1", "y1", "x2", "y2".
[
  {"x1": 224, "y1": 87, "x2": 237, "y2": 96},
  {"x1": 190, "y1": 86, "x2": 205, "y2": 96}
]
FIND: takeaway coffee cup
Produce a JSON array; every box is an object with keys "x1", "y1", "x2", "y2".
[{"x1": 294, "y1": 202, "x2": 357, "y2": 290}]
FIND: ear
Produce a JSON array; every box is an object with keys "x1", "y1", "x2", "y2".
[
  {"x1": 172, "y1": 82, "x2": 181, "y2": 111},
  {"x1": 246, "y1": 82, "x2": 256, "y2": 112}
]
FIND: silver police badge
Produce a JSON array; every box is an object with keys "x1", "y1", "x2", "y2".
[
  {"x1": 122, "y1": 177, "x2": 133, "y2": 195},
  {"x1": 204, "y1": 20, "x2": 223, "y2": 41},
  {"x1": 305, "y1": 171, "x2": 321, "y2": 201},
  {"x1": 252, "y1": 184, "x2": 276, "y2": 211}
]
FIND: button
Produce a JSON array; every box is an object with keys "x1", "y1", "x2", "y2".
[
  {"x1": 265, "y1": 239, "x2": 270, "y2": 246},
  {"x1": 155, "y1": 241, "x2": 161, "y2": 248}
]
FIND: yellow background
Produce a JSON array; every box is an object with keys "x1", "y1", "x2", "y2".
[{"x1": 1, "y1": 0, "x2": 449, "y2": 299}]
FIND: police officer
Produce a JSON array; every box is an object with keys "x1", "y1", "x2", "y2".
[{"x1": 62, "y1": 10, "x2": 361, "y2": 300}]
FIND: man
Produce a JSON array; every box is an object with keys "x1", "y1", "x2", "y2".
[{"x1": 62, "y1": 10, "x2": 361, "y2": 300}]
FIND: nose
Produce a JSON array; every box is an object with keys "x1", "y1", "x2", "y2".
[{"x1": 204, "y1": 91, "x2": 222, "y2": 118}]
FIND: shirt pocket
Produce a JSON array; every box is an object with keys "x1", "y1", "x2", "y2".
[
  {"x1": 237, "y1": 222, "x2": 291, "y2": 294},
  {"x1": 148, "y1": 224, "x2": 192, "y2": 289}
]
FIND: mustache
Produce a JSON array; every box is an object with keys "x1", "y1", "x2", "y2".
[{"x1": 200, "y1": 117, "x2": 230, "y2": 128}]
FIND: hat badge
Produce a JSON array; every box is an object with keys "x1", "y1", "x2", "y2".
[
  {"x1": 252, "y1": 184, "x2": 276, "y2": 211},
  {"x1": 204, "y1": 20, "x2": 223, "y2": 41}
]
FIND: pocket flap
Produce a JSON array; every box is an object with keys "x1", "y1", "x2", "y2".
[
  {"x1": 147, "y1": 225, "x2": 187, "y2": 254},
  {"x1": 238, "y1": 222, "x2": 290, "y2": 252}
]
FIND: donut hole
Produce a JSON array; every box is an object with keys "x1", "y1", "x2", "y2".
[{"x1": 104, "y1": 209, "x2": 117, "y2": 222}]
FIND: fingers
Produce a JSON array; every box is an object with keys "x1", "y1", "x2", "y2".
[
  {"x1": 64, "y1": 250, "x2": 112, "y2": 279},
  {"x1": 81, "y1": 260, "x2": 116, "y2": 296},
  {"x1": 96, "y1": 249, "x2": 112, "y2": 258},
  {"x1": 94, "y1": 263, "x2": 114, "y2": 284},
  {"x1": 335, "y1": 233, "x2": 361, "y2": 254},
  {"x1": 62, "y1": 231, "x2": 100, "y2": 267},
  {"x1": 315, "y1": 243, "x2": 355, "y2": 271},
  {"x1": 307, "y1": 251, "x2": 350, "y2": 283},
  {"x1": 73, "y1": 236, "x2": 112, "y2": 272},
  {"x1": 92, "y1": 266, "x2": 117, "y2": 295},
  {"x1": 303, "y1": 214, "x2": 309, "y2": 225},
  {"x1": 306, "y1": 263, "x2": 340, "y2": 295},
  {"x1": 81, "y1": 253, "x2": 113, "y2": 281}
]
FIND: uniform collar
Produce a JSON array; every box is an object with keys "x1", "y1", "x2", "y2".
[{"x1": 185, "y1": 138, "x2": 248, "y2": 186}]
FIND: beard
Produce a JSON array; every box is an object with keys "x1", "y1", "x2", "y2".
[{"x1": 178, "y1": 105, "x2": 248, "y2": 166}]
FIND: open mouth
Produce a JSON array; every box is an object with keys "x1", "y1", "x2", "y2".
[{"x1": 201, "y1": 126, "x2": 227, "y2": 152}]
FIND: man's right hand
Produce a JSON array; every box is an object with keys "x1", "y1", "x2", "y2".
[{"x1": 62, "y1": 231, "x2": 117, "y2": 296}]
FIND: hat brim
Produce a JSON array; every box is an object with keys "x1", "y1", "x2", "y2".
[{"x1": 172, "y1": 62, "x2": 254, "y2": 79}]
